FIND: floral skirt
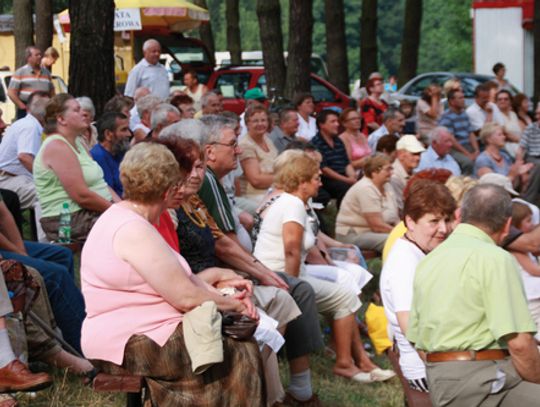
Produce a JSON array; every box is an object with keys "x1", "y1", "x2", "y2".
[{"x1": 92, "y1": 323, "x2": 266, "y2": 407}]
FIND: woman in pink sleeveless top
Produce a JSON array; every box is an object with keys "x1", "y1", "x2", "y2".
[
  {"x1": 80, "y1": 143, "x2": 264, "y2": 406},
  {"x1": 339, "y1": 107, "x2": 372, "y2": 173}
]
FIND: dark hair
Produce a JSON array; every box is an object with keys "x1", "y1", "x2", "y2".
[
  {"x1": 375, "y1": 134, "x2": 398, "y2": 153},
  {"x1": 293, "y1": 92, "x2": 313, "y2": 108},
  {"x1": 44, "y1": 93, "x2": 74, "y2": 135},
  {"x1": 511, "y1": 201, "x2": 533, "y2": 230},
  {"x1": 170, "y1": 94, "x2": 194, "y2": 109},
  {"x1": 366, "y1": 77, "x2": 383, "y2": 95},
  {"x1": 496, "y1": 89, "x2": 513, "y2": 103},
  {"x1": 474, "y1": 83, "x2": 491, "y2": 97},
  {"x1": 316, "y1": 109, "x2": 339, "y2": 128},
  {"x1": 103, "y1": 95, "x2": 134, "y2": 114},
  {"x1": 183, "y1": 69, "x2": 198, "y2": 80},
  {"x1": 404, "y1": 180, "x2": 456, "y2": 225},
  {"x1": 461, "y1": 184, "x2": 512, "y2": 233},
  {"x1": 157, "y1": 137, "x2": 200, "y2": 175},
  {"x1": 97, "y1": 112, "x2": 128, "y2": 142},
  {"x1": 493, "y1": 62, "x2": 505, "y2": 75},
  {"x1": 284, "y1": 140, "x2": 316, "y2": 152},
  {"x1": 513, "y1": 93, "x2": 529, "y2": 114},
  {"x1": 447, "y1": 89, "x2": 463, "y2": 102}
]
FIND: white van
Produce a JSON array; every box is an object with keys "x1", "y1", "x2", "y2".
[{"x1": 214, "y1": 51, "x2": 329, "y2": 80}]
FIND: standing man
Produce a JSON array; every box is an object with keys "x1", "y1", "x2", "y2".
[
  {"x1": 91, "y1": 112, "x2": 131, "y2": 197},
  {"x1": 408, "y1": 184, "x2": 540, "y2": 406},
  {"x1": 183, "y1": 69, "x2": 207, "y2": 112},
  {"x1": 311, "y1": 109, "x2": 356, "y2": 207},
  {"x1": 124, "y1": 39, "x2": 169, "y2": 100},
  {"x1": 439, "y1": 89, "x2": 479, "y2": 174},
  {"x1": 269, "y1": 108, "x2": 301, "y2": 154},
  {"x1": 8, "y1": 47, "x2": 54, "y2": 120}
]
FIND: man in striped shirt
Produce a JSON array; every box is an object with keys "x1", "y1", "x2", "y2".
[{"x1": 8, "y1": 46, "x2": 54, "y2": 120}]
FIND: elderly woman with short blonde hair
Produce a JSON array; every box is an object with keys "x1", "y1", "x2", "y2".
[{"x1": 80, "y1": 142, "x2": 264, "y2": 406}]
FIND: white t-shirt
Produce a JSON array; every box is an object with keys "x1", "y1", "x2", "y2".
[
  {"x1": 0, "y1": 114, "x2": 42, "y2": 177},
  {"x1": 253, "y1": 192, "x2": 316, "y2": 273},
  {"x1": 518, "y1": 253, "x2": 540, "y2": 301},
  {"x1": 465, "y1": 102, "x2": 505, "y2": 132},
  {"x1": 380, "y1": 238, "x2": 426, "y2": 380},
  {"x1": 297, "y1": 114, "x2": 317, "y2": 141}
]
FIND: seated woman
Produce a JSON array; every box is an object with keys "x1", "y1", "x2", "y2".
[
  {"x1": 76, "y1": 96, "x2": 98, "y2": 150},
  {"x1": 239, "y1": 104, "x2": 278, "y2": 211},
  {"x1": 33, "y1": 94, "x2": 119, "y2": 241},
  {"x1": 254, "y1": 151, "x2": 394, "y2": 383},
  {"x1": 80, "y1": 143, "x2": 264, "y2": 406},
  {"x1": 339, "y1": 108, "x2": 371, "y2": 172},
  {"x1": 380, "y1": 181, "x2": 456, "y2": 392},
  {"x1": 474, "y1": 123, "x2": 531, "y2": 179},
  {"x1": 336, "y1": 154, "x2": 399, "y2": 253},
  {"x1": 496, "y1": 90, "x2": 522, "y2": 157}
]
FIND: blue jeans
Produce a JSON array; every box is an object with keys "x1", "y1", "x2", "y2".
[{"x1": 0, "y1": 241, "x2": 85, "y2": 354}]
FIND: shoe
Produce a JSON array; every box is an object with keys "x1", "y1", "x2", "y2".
[
  {"x1": 0, "y1": 360, "x2": 52, "y2": 392},
  {"x1": 283, "y1": 392, "x2": 322, "y2": 406},
  {"x1": 369, "y1": 367, "x2": 396, "y2": 382},
  {"x1": 348, "y1": 371, "x2": 375, "y2": 383}
]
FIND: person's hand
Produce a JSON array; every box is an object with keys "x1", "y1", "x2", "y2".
[
  {"x1": 258, "y1": 271, "x2": 289, "y2": 290},
  {"x1": 520, "y1": 162, "x2": 535, "y2": 175},
  {"x1": 217, "y1": 278, "x2": 253, "y2": 296},
  {"x1": 485, "y1": 104, "x2": 493, "y2": 114},
  {"x1": 233, "y1": 291, "x2": 259, "y2": 320}
]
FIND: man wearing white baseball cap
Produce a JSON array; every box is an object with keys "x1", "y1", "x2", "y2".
[{"x1": 390, "y1": 135, "x2": 426, "y2": 210}]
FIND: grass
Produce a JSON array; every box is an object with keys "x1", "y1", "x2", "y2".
[{"x1": 13, "y1": 209, "x2": 404, "y2": 405}]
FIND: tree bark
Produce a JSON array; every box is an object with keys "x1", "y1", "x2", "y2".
[
  {"x1": 285, "y1": 0, "x2": 313, "y2": 100},
  {"x1": 398, "y1": 0, "x2": 423, "y2": 87},
  {"x1": 226, "y1": 0, "x2": 241, "y2": 65},
  {"x1": 360, "y1": 0, "x2": 378, "y2": 86},
  {"x1": 13, "y1": 0, "x2": 34, "y2": 68},
  {"x1": 256, "y1": 0, "x2": 286, "y2": 97},
  {"x1": 68, "y1": 0, "x2": 115, "y2": 117},
  {"x1": 535, "y1": 0, "x2": 540, "y2": 105},
  {"x1": 324, "y1": 0, "x2": 349, "y2": 93},
  {"x1": 35, "y1": 0, "x2": 53, "y2": 53},
  {"x1": 193, "y1": 0, "x2": 216, "y2": 65}
]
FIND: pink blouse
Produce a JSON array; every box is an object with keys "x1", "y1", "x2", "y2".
[
  {"x1": 350, "y1": 137, "x2": 372, "y2": 161},
  {"x1": 80, "y1": 204, "x2": 191, "y2": 365}
]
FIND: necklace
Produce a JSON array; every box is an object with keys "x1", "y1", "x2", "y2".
[
  {"x1": 403, "y1": 233, "x2": 428, "y2": 255},
  {"x1": 487, "y1": 150, "x2": 503, "y2": 164},
  {"x1": 181, "y1": 203, "x2": 206, "y2": 228}
]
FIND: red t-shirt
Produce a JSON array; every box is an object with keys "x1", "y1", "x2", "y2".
[{"x1": 154, "y1": 210, "x2": 180, "y2": 253}]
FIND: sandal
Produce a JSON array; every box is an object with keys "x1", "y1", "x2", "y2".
[{"x1": 0, "y1": 394, "x2": 17, "y2": 407}]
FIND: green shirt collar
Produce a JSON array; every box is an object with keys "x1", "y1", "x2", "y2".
[{"x1": 451, "y1": 223, "x2": 496, "y2": 245}]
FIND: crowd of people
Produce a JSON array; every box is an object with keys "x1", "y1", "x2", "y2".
[{"x1": 1, "y1": 41, "x2": 540, "y2": 407}]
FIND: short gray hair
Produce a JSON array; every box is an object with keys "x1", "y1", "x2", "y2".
[
  {"x1": 136, "y1": 95, "x2": 162, "y2": 118},
  {"x1": 461, "y1": 184, "x2": 512, "y2": 233},
  {"x1": 142, "y1": 39, "x2": 160, "y2": 52},
  {"x1": 200, "y1": 114, "x2": 237, "y2": 144},
  {"x1": 76, "y1": 96, "x2": 95, "y2": 119},
  {"x1": 150, "y1": 103, "x2": 180, "y2": 129},
  {"x1": 429, "y1": 126, "x2": 450, "y2": 144},
  {"x1": 200, "y1": 91, "x2": 220, "y2": 108},
  {"x1": 159, "y1": 119, "x2": 208, "y2": 146},
  {"x1": 382, "y1": 107, "x2": 401, "y2": 123}
]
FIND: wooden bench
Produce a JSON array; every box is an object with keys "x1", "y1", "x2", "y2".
[
  {"x1": 92, "y1": 373, "x2": 145, "y2": 407},
  {"x1": 386, "y1": 348, "x2": 432, "y2": 407}
]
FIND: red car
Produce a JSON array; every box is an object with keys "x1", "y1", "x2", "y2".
[{"x1": 206, "y1": 66, "x2": 354, "y2": 115}]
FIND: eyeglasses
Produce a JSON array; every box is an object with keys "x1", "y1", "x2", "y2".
[{"x1": 210, "y1": 140, "x2": 238, "y2": 149}]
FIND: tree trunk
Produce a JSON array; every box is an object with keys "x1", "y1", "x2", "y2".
[
  {"x1": 285, "y1": 0, "x2": 313, "y2": 100},
  {"x1": 256, "y1": 0, "x2": 286, "y2": 97},
  {"x1": 13, "y1": 0, "x2": 34, "y2": 68},
  {"x1": 324, "y1": 0, "x2": 349, "y2": 93},
  {"x1": 535, "y1": 0, "x2": 540, "y2": 105},
  {"x1": 68, "y1": 0, "x2": 115, "y2": 117},
  {"x1": 193, "y1": 0, "x2": 216, "y2": 65},
  {"x1": 360, "y1": 0, "x2": 378, "y2": 86},
  {"x1": 226, "y1": 0, "x2": 241, "y2": 65},
  {"x1": 398, "y1": 0, "x2": 423, "y2": 87},
  {"x1": 35, "y1": 0, "x2": 53, "y2": 53}
]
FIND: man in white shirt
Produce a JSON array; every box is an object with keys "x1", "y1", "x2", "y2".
[
  {"x1": 466, "y1": 83, "x2": 505, "y2": 133},
  {"x1": 124, "y1": 39, "x2": 170, "y2": 100},
  {"x1": 367, "y1": 107, "x2": 405, "y2": 151},
  {"x1": 390, "y1": 135, "x2": 425, "y2": 210},
  {"x1": 416, "y1": 127, "x2": 461, "y2": 176},
  {"x1": 0, "y1": 91, "x2": 49, "y2": 210}
]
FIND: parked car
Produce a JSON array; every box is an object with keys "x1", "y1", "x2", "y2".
[
  {"x1": 394, "y1": 72, "x2": 520, "y2": 107},
  {"x1": 0, "y1": 71, "x2": 68, "y2": 124},
  {"x1": 206, "y1": 66, "x2": 354, "y2": 115},
  {"x1": 214, "y1": 51, "x2": 329, "y2": 80}
]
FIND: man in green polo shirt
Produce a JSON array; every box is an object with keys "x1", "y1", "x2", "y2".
[{"x1": 408, "y1": 184, "x2": 540, "y2": 406}]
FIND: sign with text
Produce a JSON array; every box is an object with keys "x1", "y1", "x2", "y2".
[{"x1": 114, "y1": 8, "x2": 142, "y2": 31}]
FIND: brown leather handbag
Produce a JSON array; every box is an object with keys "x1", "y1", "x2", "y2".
[{"x1": 221, "y1": 312, "x2": 258, "y2": 340}]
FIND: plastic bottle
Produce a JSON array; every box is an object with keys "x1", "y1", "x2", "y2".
[{"x1": 58, "y1": 202, "x2": 71, "y2": 243}]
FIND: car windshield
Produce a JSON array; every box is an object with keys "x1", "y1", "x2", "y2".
[{"x1": 169, "y1": 46, "x2": 210, "y2": 64}]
